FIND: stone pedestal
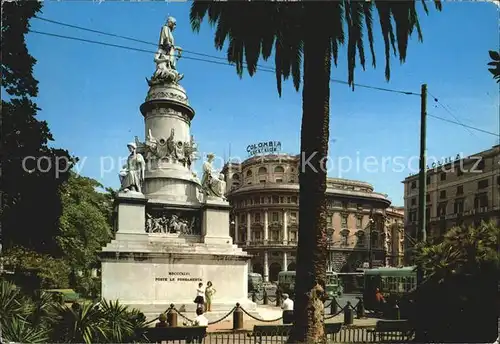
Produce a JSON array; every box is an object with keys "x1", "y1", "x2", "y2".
[{"x1": 202, "y1": 197, "x2": 234, "y2": 246}]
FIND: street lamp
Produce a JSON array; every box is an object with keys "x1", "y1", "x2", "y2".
[{"x1": 368, "y1": 217, "x2": 375, "y2": 269}]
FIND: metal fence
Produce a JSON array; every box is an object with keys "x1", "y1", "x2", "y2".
[{"x1": 146, "y1": 327, "x2": 414, "y2": 343}]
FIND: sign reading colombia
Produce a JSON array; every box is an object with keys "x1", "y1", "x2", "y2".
[{"x1": 247, "y1": 141, "x2": 282, "y2": 156}]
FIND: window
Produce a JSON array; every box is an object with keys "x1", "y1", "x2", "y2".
[
  {"x1": 274, "y1": 166, "x2": 285, "y2": 173},
  {"x1": 254, "y1": 213, "x2": 261, "y2": 223},
  {"x1": 357, "y1": 232, "x2": 365, "y2": 246},
  {"x1": 440, "y1": 190, "x2": 446, "y2": 199},
  {"x1": 246, "y1": 170, "x2": 252, "y2": 177},
  {"x1": 409, "y1": 210, "x2": 417, "y2": 222},
  {"x1": 426, "y1": 176, "x2": 431, "y2": 185},
  {"x1": 272, "y1": 195, "x2": 279, "y2": 204},
  {"x1": 280, "y1": 197, "x2": 284, "y2": 203},
  {"x1": 426, "y1": 194, "x2": 430, "y2": 202},
  {"x1": 326, "y1": 214, "x2": 332, "y2": 225},
  {"x1": 290, "y1": 212, "x2": 297, "y2": 222},
  {"x1": 253, "y1": 230, "x2": 261, "y2": 240},
  {"x1": 272, "y1": 212, "x2": 279, "y2": 222},
  {"x1": 342, "y1": 202, "x2": 348, "y2": 209},
  {"x1": 425, "y1": 207, "x2": 431, "y2": 220},
  {"x1": 291, "y1": 196, "x2": 298, "y2": 203},
  {"x1": 240, "y1": 214, "x2": 245, "y2": 223},
  {"x1": 437, "y1": 202, "x2": 447, "y2": 216},
  {"x1": 440, "y1": 173, "x2": 447, "y2": 181},
  {"x1": 478, "y1": 179, "x2": 489, "y2": 189},
  {"x1": 341, "y1": 215, "x2": 348, "y2": 227},
  {"x1": 276, "y1": 178, "x2": 283, "y2": 183},
  {"x1": 456, "y1": 185, "x2": 463, "y2": 195},
  {"x1": 454, "y1": 199, "x2": 464, "y2": 214},
  {"x1": 356, "y1": 216, "x2": 362, "y2": 228},
  {"x1": 258, "y1": 167, "x2": 267, "y2": 175},
  {"x1": 474, "y1": 193, "x2": 488, "y2": 208},
  {"x1": 411, "y1": 181, "x2": 417, "y2": 189},
  {"x1": 411, "y1": 198, "x2": 416, "y2": 206},
  {"x1": 260, "y1": 179, "x2": 266, "y2": 184},
  {"x1": 371, "y1": 232, "x2": 378, "y2": 248},
  {"x1": 341, "y1": 231, "x2": 349, "y2": 246}
]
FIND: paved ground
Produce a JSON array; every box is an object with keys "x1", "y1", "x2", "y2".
[{"x1": 207, "y1": 304, "x2": 381, "y2": 332}]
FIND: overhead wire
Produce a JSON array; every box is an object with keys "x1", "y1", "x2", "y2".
[
  {"x1": 428, "y1": 90, "x2": 476, "y2": 137},
  {"x1": 426, "y1": 113, "x2": 499, "y2": 138},
  {"x1": 32, "y1": 15, "x2": 419, "y2": 96},
  {"x1": 28, "y1": 23, "x2": 497, "y2": 137}
]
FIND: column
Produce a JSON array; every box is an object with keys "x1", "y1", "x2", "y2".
[
  {"x1": 246, "y1": 212, "x2": 251, "y2": 244},
  {"x1": 234, "y1": 214, "x2": 239, "y2": 244},
  {"x1": 283, "y1": 209, "x2": 288, "y2": 243},
  {"x1": 263, "y1": 251, "x2": 269, "y2": 282},
  {"x1": 264, "y1": 210, "x2": 269, "y2": 243},
  {"x1": 283, "y1": 252, "x2": 288, "y2": 272}
]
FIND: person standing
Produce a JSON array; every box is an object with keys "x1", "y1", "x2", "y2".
[
  {"x1": 281, "y1": 293, "x2": 294, "y2": 325},
  {"x1": 194, "y1": 282, "x2": 205, "y2": 311},
  {"x1": 205, "y1": 281, "x2": 216, "y2": 312}
]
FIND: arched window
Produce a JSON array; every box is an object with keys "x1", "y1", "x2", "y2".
[
  {"x1": 258, "y1": 167, "x2": 267, "y2": 175},
  {"x1": 274, "y1": 166, "x2": 285, "y2": 173},
  {"x1": 246, "y1": 170, "x2": 253, "y2": 177},
  {"x1": 232, "y1": 173, "x2": 240, "y2": 180}
]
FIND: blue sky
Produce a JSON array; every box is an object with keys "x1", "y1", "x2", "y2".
[{"x1": 25, "y1": 1, "x2": 499, "y2": 206}]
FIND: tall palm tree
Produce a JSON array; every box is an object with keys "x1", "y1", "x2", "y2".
[
  {"x1": 190, "y1": 2, "x2": 441, "y2": 342},
  {"x1": 488, "y1": 50, "x2": 500, "y2": 83}
]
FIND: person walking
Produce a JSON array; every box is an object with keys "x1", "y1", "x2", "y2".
[
  {"x1": 194, "y1": 282, "x2": 205, "y2": 311},
  {"x1": 281, "y1": 293, "x2": 294, "y2": 325},
  {"x1": 205, "y1": 281, "x2": 216, "y2": 312},
  {"x1": 375, "y1": 288, "x2": 386, "y2": 316}
]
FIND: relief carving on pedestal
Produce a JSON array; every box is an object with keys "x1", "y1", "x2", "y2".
[{"x1": 146, "y1": 209, "x2": 200, "y2": 235}]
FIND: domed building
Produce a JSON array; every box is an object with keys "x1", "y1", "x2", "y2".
[{"x1": 222, "y1": 153, "x2": 405, "y2": 283}]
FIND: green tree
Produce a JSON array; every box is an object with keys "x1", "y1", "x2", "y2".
[
  {"x1": 1, "y1": 1, "x2": 74, "y2": 255},
  {"x1": 57, "y1": 172, "x2": 114, "y2": 297},
  {"x1": 1, "y1": 246, "x2": 71, "y2": 290},
  {"x1": 189, "y1": 2, "x2": 441, "y2": 342},
  {"x1": 487, "y1": 50, "x2": 500, "y2": 83},
  {"x1": 412, "y1": 221, "x2": 499, "y2": 342}
]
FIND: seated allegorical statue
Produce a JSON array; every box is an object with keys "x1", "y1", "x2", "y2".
[
  {"x1": 201, "y1": 153, "x2": 226, "y2": 200},
  {"x1": 119, "y1": 142, "x2": 146, "y2": 193}
]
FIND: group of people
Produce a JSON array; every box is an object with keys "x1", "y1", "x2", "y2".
[{"x1": 194, "y1": 281, "x2": 216, "y2": 313}]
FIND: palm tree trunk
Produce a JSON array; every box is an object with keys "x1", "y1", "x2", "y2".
[{"x1": 288, "y1": 6, "x2": 331, "y2": 344}]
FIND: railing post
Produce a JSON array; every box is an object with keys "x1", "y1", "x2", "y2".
[
  {"x1": 233, "y1": 303, "x2": 243, "y2": 330},
  {"x1": 393, "y1": 301, "x2": 400, "y2": 320},
  {"x1": 167, "y1": 304, "x2": 177, "y2": 327},
  {"x1": 343, "y1": 301, "x2": 353, "y2": 325},
  {"x1": 330, "y1": 296, "x2": 338, "y2": 315},
  {"x1": 252, "y1": 291, "x2": 257, "y2": 303},
  {"x1": 276, "y1": 290, "x2": 282, "y2": 307},
  {"x1": 263, "y1": 289, "x2": 268, "y2": 305},
  {"x1": 356, "y1": 297, "x2": 365, "y2": 319}
]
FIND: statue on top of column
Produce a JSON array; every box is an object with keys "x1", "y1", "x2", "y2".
[{"x1": 148, "y1": 16, "x2": 184, "y2": 86}]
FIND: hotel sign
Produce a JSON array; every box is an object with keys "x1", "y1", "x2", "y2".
[
  {"x1": 408, "y1": 154, "x2": 462, "y2": 177},
  {"x1": 247, "y1": 141, "x2": 282, "y2": 156}
]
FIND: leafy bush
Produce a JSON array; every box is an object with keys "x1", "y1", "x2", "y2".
[{"x1": 0, "y1": 279, "x2": 148, "y2": 344}]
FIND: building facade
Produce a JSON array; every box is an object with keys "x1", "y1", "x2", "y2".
[
  {"x1": 403, "y1": 145, "x2": 500, "y2": 257},
  {"x1": 222, "y1": 154, "x2": 404, "y2": 282}
]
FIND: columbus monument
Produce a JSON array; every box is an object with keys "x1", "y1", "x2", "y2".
[{"x1": 100, "y1": 16, "x2": 255, "y2": 320}]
